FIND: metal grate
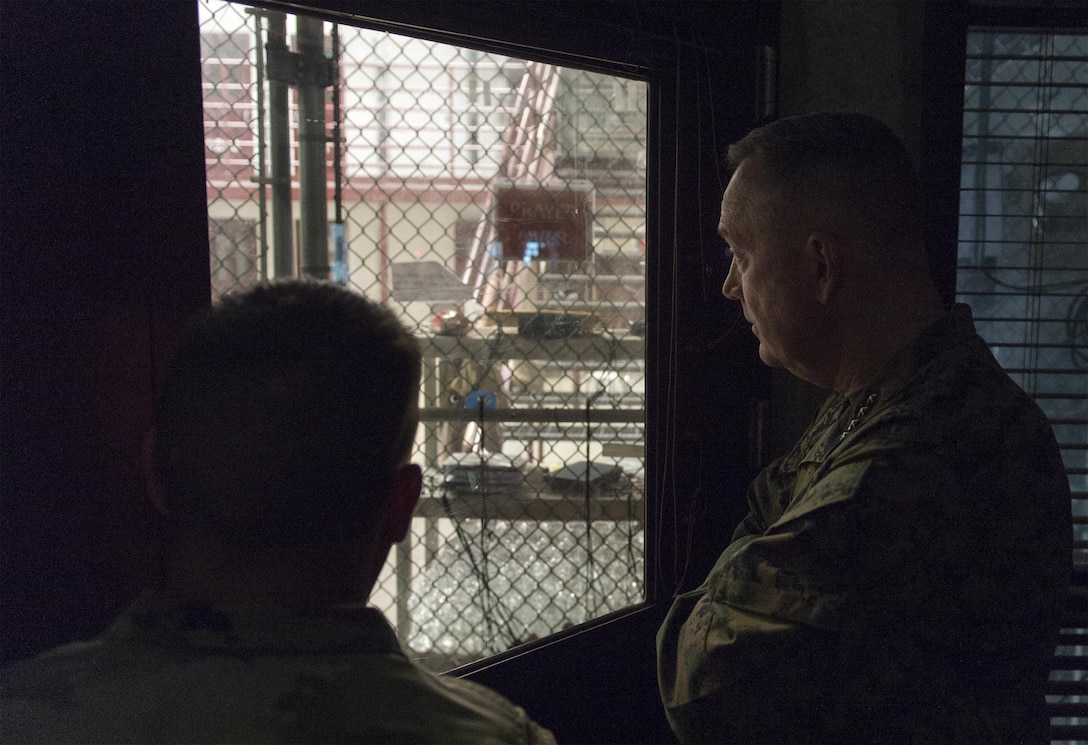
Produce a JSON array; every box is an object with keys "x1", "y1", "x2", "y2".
[
  {"x1": 958, "y1": 29, "x2": 1087, "y2": 743},
  {"x1": 198, "y1": 0, "x2": 647, "y2": 671}
]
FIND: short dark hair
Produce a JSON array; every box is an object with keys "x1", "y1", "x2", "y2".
[
  {"x1": 727, "y1": 113, "x2": 924, "y2": 259},
  {"x1": 154, "y1": 281, "x2": 421, "y2": 547}
]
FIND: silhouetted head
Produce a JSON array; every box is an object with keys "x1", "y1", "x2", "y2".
[{"x1": 153, "y1": 281, "x2": 421, "y2": 549}]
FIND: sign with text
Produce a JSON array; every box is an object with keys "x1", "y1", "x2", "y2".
[{"x1": 495, "y1": 183, "x2": 593, "y2": 262}]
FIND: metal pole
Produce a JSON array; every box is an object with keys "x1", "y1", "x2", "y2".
[
  {"x1": 251, "y1": 9, "x2": 269, "y2": 280},
  {"x1": 331, "y1": 24, "x2": 347, "y2": 284},
  {"x1": 331, "y1": 24, "x2": 343, "y2": 227},
  {"x1": 266, "y1": 11, "x2": 294, "y2": 278},
  {"x1": 297, "y1": 15, "x2": 329, "y2": 280}
]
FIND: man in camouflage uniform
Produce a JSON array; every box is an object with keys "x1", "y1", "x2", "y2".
[
  {"x1": 2, "y1": 282, "x2": 555, "y2": 744},
  {"x1": 657, "y1": 113, "x2": 1071, "y2": 744}
]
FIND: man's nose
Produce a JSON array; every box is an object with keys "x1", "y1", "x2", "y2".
[{"x1": 721, "y1": 263, "x2": 741, "y2": 301}]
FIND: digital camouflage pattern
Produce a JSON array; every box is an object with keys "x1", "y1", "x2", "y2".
[
  {"x1": 658, "y1": 305, "x2": 1072, "y2": 744},
  {"x1": 1, "y1": 594, "x2": 556, "y2": 745}
]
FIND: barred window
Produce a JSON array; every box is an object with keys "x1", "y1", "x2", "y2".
[
  {"x1": 199, "y1": 1, "x2": 647, "y2": 671},
  {"x1": 957, "y1": 29, "x2": 1087, "y2": 740},
  {"x1": 959, "y1": 29, "x2": 1086, "y2": 563}
]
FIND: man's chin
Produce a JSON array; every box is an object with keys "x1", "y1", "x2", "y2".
[{"x1": 757, "y1": 345, "x2": 782, "y2": 368}]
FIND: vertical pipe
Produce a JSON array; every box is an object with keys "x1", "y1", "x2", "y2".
[
  {"x1": 252, "y1": 10, "x2": 269, "y2": 280},
  {"x1": 331, "y1": 24, "x2": 343, "y2": 226},
  {"x1": 466, "y1": 48, "x2": 479, "y2": 167},
  {"x1": 266, "y1": 12, "x2": 294, "y2": 278},
  {"x1": 378, "y1": 202, "x2": 390, "y2": 302},
  {"x1": 297, "y1": 15, "x2": 329, "y2": 280},
  {"x1": 331, "y1": 24, "x2": 346, "y2": 284}
]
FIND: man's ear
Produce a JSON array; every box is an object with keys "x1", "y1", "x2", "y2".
[
  {"x1": 142, "y1": 428, "x2": 170, "y2": 517},
  {"x1": 383, "y1": 463, "x2": 422, "y2": 543},
  {"x1": 807, "y1": 231, "x2": 842, "y2": 305}
]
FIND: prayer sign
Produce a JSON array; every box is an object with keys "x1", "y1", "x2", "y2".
[{"x1": 495, "y1": 183, "x2": 593, "y2": 262}]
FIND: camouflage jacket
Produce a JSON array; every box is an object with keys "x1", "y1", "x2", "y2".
[
  {"x1": 657, "y1": 305, "x2": 1072, "y2": 744},
  {"x1": 1, "y1": 594, "x2": 556, "y2": 745}
]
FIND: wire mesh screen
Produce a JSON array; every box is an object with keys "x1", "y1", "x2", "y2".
[
  {"x1": 958, "y1": 30, "x2": 1087, "y2": 741},
  {"x1": 199, "y1": 0, "x2": 647, "y2": 671}
]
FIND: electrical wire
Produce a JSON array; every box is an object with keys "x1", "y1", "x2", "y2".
[
  {"x1": 435, "y1": 477, "x2": 521, "y2": 651},
  {"x1": 584, "y1": 389, "x2": 606, "y2": 616}
]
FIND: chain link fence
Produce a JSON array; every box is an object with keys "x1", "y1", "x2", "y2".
[{"x1": 199, "y1": 0, "x2": 647, "y2": 671}]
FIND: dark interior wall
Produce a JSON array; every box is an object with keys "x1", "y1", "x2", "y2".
[
  {"x1": 1, "y1": 1, "x2": 211, "y2": 663},
  {"x1": 779, "y1": 0, "x2": 926, "y2": 157}
]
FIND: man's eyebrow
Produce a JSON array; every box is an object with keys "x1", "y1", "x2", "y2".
[{"x1": 719, "y1": 227, "x2": 740, "y2": 249}]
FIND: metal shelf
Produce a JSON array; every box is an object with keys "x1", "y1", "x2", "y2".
[{"x1": 418, "y1": 332, "x2": 644, "y2": 364}]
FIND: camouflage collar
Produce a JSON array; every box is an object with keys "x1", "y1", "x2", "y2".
[
  {"x1": 849, "y1": 304, "x2": 976, "y2": 410},
  {"x1": 108, "y1": 592, "x2": 403, "y2": 657},
  {"x1": 830, "y1": 304, "x2": 977, "y2": 447}
]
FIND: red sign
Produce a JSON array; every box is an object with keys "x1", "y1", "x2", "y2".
[{"x1": 495, "y1": 184, "x2": 593, "y2": 262}]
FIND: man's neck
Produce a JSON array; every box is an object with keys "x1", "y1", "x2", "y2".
[
  {"x1": 161, "y1": 531, "x2": 378, "y2": 608},
  {"x1": 831, "y1": 283, "x2": 944, "y2": 396}
]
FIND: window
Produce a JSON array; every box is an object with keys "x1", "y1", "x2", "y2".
[
  {"x1": 958, "y1": 28, "x2": 1087, "y2": 741},
  {"x1": 199, "y1": 0, "x2": 647, "y2": 671},
  {"x1": 959, "y1": 29, "x2": 1086, "y2": 560}
]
